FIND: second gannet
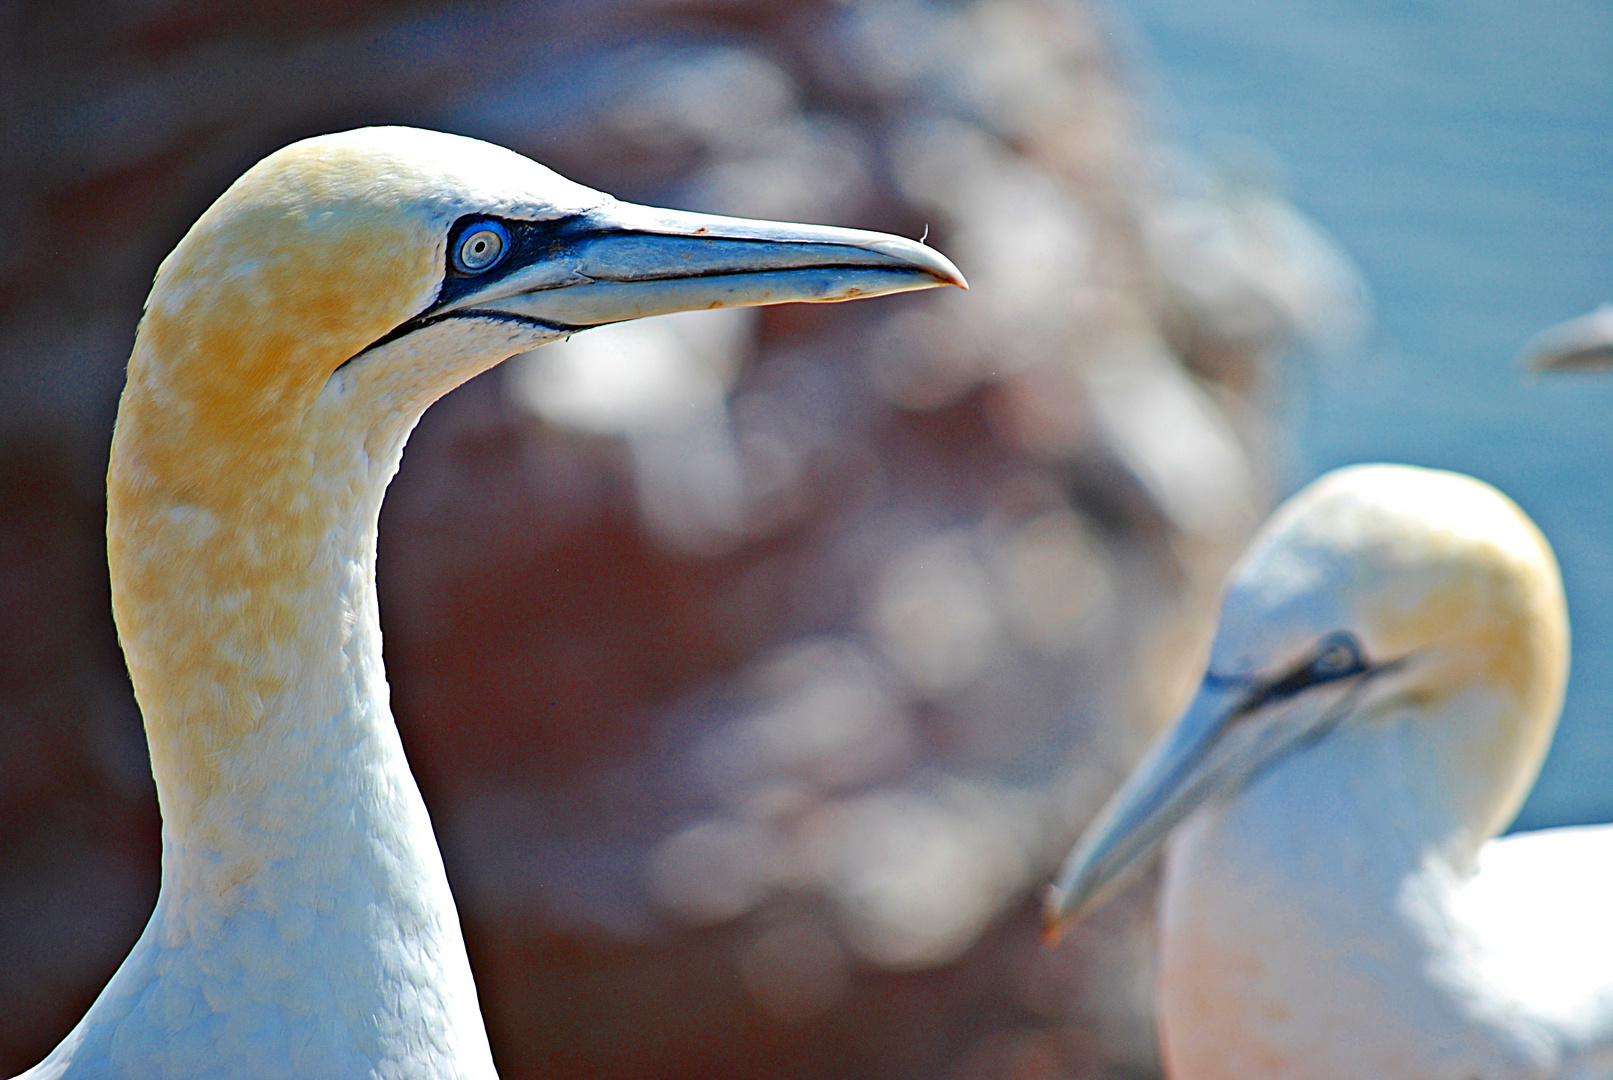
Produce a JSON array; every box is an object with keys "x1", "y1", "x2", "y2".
[
  {"x1": 18, "y1": 126, "x2": 962, "y2": 1079},
  {"x1": 1045, "y1": 464, "x2": 1613, "y2": 1079}
]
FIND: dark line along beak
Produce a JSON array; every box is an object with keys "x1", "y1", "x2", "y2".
[
  {"x1": 1520, "y1": 303, "x2": 1613, "y2": 373},
  {"x1": 436, "y1": 200, "x2": 966, "y2": 333},
  {"x1": 1041, "y1": 647, "x2": 1391, "y2": 942}
]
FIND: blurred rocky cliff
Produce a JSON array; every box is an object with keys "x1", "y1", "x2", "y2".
[{"x1": 0, "y1": 0, "x2": 1365, "y2": 1076}]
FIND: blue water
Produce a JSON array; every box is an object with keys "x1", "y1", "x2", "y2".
[{"x1": 1105, "y1": 0, "x2": 1613, "y2": 828}]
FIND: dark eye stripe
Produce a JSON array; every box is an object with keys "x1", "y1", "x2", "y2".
[
  {"x1": 1219, "y1": 631, "x2": 1369, "y2": 720},
  {"x1": 334, "y1": 214, "x2": 604, "y2": 374},
  {"x1": 433, "y1": 213, "x2": 603, "y2": 310}
]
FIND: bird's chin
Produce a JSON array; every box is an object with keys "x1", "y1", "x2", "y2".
[{"x1": 323, "y1": 312, "x2": 564, "y2": 418}]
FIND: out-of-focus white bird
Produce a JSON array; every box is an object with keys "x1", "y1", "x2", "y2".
[
  {"x1": 18, "y1": 126, "x2": 962, "y2": 1080},
  {"x1": 1521, "y1": 304, "x2": 1613, "y2": 372},
  {"x1": 1045, "y1": 464, "x2": 1613, "y2": 1080}
]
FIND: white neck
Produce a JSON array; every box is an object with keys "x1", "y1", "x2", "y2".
[
  {"x1": 45, "y1": 388, "x2": 498, "y2": 1078},
  {"x1": 1156, "y1": 702, "x2": 1549, "y2": 1080}
]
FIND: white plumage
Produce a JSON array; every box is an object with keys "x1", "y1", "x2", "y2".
[
  {"x1": 17, "y1": 126, "x2": 961, "y2": 1079},
  {"x1": 1046, "y1": 463, "x2": 1613, "y2": 1079}
]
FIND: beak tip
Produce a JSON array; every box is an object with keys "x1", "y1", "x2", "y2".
[
  {"x1": 866, "y1": 235, "x2": 966, "y2": 291},
  {"x1": 1039, "y1": 883, "x2": 1073, "y2": 945},
  {"x1": 926, "y1": 255, "x2": 967, "y2": 291}
]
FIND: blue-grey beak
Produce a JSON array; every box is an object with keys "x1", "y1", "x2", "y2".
[
  {"x1": 1042, "y1": 636, "x2": 1384, "y2": 942},
  {"x1": 1042, "y1": 681, "x2": 1253, "y2": 941},
  {"x1": 1520, "y1": 303, "x2": 1613, "y2": 372},
  {"x1": 438, "y1": 200, "x2": 965, "y2": 333}
]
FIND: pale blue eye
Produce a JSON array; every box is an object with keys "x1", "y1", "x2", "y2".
[
  {"x1": 1311, "y1": 632, "x2": 1363, "y2": 679},
  {"x1": 454, "y1": 221, "x2": 508, "y2": 273}
]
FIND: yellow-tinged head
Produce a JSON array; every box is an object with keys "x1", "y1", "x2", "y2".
[
  {"x1": 118, "y1": 129, "x2": 607, "y2": 507},
  {"x1": 1220, "y1": 463, "x2": 1566, "y2": 734},
  {"x1": 1045, "y1": 464, "x2": 1568, "y2": 935},
  {"x1": 119, "y1": 124, "x2": 965, "y2": 500},
  {"x1": 109, "y1": 126, "x2": 964, "y2": 830}
]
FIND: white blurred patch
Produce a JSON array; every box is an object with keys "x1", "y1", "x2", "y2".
[
  {"x1": 648, "y1": 816, "x2": 775, "y2": 926},
  {"x1": 681, "y1": 116, "x2": 875, "y2": 225},
  {"x1": 1086, "y1": 343, "x2": 1257, "y2": 542},
  {"x1": 992, "y1": 509, "x2": 1113, "y2": 654},
  {"x1": 870, "y1": 516, "x2": 1112, "y2": 691},
  {"x1": 611, "y1": 46, "x2": 798, "y2": 152},
  {"x1": 803, "y1": 783, "x2": 1040, "y2": 970},
  {"x1": 692, "y1": 639, "x2": 916, "y2": 805},
  {"x1": 1448, "y1": 824, "x2": 1613, "y2": 1027},
  {"x1": 450, "y1": 44, "x2": 799, "y2": 161},
  {"x1": 507, "y1": 308, "x2": 755, "y2": 553},
  {"x1": 737, "y1": 917, "x2": 850, "y2": 1021},
  {"x1": 698, "y1": 672, "x2": 916, "y2": 799},
  {"x1": 1146, "y1": 145, "x2": 1371, "y2": 353},
  {"x1": 872, "y1": 532, "x2": 1005, "y2": 696}
]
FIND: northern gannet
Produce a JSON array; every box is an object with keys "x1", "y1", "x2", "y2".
[
  {"x1": 19, "y1": 126, "x2": 963, "y2": 1079},
  {"x1": 1044, "y1": 464, "x2": 1613, "y2": 1079}
]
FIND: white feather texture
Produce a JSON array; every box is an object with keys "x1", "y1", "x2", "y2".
[
  {"x1": 15, "y1": 127, "x2": 962, "y2": 1079},
  {"x1": 1048, "y1": 464, "x2": 1613, "y2": 1080},
  {"x1": 26, "y1": 322, "x2": 509, "y2": 1080}
]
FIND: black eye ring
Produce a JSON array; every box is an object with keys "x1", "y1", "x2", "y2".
[{"x1": 452, "y1": 220, "x2": 509, "y2": 274}]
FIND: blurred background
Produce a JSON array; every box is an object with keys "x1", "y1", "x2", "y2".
[{"x1": 0, "y1": 0, "x2": 1605, "y2": 1077}]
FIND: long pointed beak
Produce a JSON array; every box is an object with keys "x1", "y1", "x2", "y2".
[
  {"x1": 1041, "y1": 649, "x2": 1385, "y2": 942},
  {"x1": 447, "y1": 201, "x2": 965, "y2": 331},
  {"x1": 1521, "y1": 304, "x2": 1613, "y2": 372},
  {"x1": 1042, "y1": 681, "x2": 1251, "y2": 941}
]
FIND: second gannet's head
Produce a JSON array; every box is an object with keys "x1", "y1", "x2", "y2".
[
  {"x1": 1044, "y1": 464, "x2": 1568, "y2": 934},
  {"x1": 119, "y1": 126, "x2": 964, "y2": 498}
]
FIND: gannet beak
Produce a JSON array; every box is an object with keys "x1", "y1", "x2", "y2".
[
  {"x1": 1042, "y1": 642, "x2": 1387, "y2": 941},
  {"x1": 1042, "y1": 681, "x2": 1250, "y2": 940},
  {"x1": 426, "y1": 200, "x2": 966, "y2": 336},
  {"x1": 1520, "y1": 303, "x2": 1613, "y2": 372}
]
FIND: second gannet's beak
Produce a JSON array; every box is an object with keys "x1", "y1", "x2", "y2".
[
  {"x1": 389, "y1": 200, "x2": 965, "y2": 346},
  {"x1": 1042, "y1": 632, "x2": 1392, "y2": 941}
]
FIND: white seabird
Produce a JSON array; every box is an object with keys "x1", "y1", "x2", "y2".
[
  {"x1": 17, "y1": 126, "x2": 963, "y2": 1079},
  {"x1": 1045, "y1": 463, "x2": 1613, "y2": 1080}
]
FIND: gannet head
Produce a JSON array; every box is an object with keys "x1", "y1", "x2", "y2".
[
  {"x1": 1044, "y1": 463, "x2": 1568, "y2": 935},
  {"x1": 108, "y1": 127, "x2": 963, "y2": 828},
  {"x1": 121, "y1": 125, "x2": 964, "y2": 493}
]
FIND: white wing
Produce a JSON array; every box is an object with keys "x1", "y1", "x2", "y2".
[{"x1": 1458, "y1": 823, "x2": 1613, "y2": 1071}]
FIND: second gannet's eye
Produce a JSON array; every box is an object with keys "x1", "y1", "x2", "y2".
[
  {"x1": 453, "y1": 221, "x2": 508, "y2": 273},
  {"x1": 1233, "y1": 630, "x2": 1368, "y2": 716},
  {"x1": 1310, "y1": 632, "x2": 1364, "y2": 680}
]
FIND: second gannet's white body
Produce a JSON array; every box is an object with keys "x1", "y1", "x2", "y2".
[
  {"x1": 1047, "y1": 464, "x2": 1613, "y2": 1079},
  {"x1": 1161, "y1": 701, "x2": 1613, "y2": 1078},
  {"x1": 17, "y1": 126, "x2": 962, "y2": 1079}
]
